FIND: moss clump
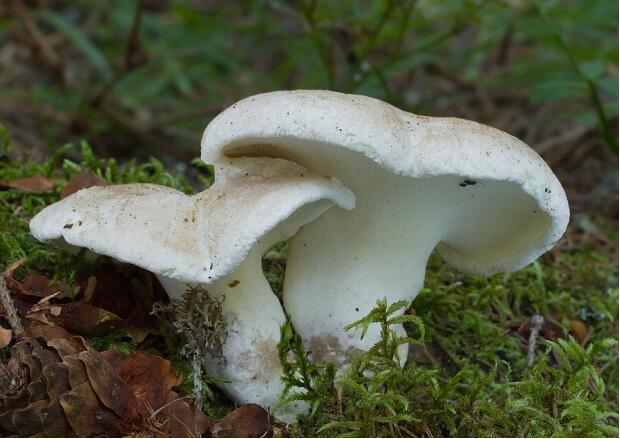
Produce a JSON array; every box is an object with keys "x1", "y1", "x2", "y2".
[{"x1": 276, "y1": 251, "x2": 618, "y2": 437}]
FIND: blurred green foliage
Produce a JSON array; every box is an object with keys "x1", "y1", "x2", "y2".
[{"x1": 0, "y1": 0, "x2": 616, "y2": 157}]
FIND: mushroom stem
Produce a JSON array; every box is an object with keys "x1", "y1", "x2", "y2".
[
  {"x1": 156, "y1": 197, "x2": 344, "y2": 420},
  {"x1": 283, "y1": 176, "x2": 438, "y2": 365},
  {"x1": 282, "y1": 150, "x2": 552, "y2": 365},
  {"x1": 28, "y1": 155, "x2": 355, "y2": 421},
  {"x1": 156, "y1": 246, "x2": 287, "y2": 413}
]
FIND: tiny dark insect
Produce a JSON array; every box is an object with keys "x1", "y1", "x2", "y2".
[{"x1": 459, "y1": 179, "x2": 478, "y2": 187}]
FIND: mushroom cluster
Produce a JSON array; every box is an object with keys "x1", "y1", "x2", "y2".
[{"x1": 30, "y1": 90, "x2": 569, "y2": 419}]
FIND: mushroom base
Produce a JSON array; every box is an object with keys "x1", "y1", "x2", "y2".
[{"x1": 156, "y1": 252, "x2": 300, "y2": 420}]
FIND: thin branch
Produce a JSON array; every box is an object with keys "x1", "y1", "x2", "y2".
[
  {"x1": 12, "y1": 0, "x2": 63, "y2": 80},
  {"x1": 358, "y1": 0, "x2": 397, "y2": 62},
  {"x1": 536, "y1": 124, "x2": 591, "y2": 154},
  {"x1": 0, "y1": 273, "x2": 23, "y2": 335},
  {"x1": 347, "y1": 0, "x2": 402, "y2": 93},
  {"x1": 527, "y1": 314, "x2": 545, "y2": 367},
  {"x1": 125, "y1": 0, "x2": 145, "y2": 70},
  {"x1": 150, "y1": 394, "x2": 195, "y2": 419},
  {"x1": 352, "y1": 15, "x2": 464, "y2": 93},
  {"x1": 298, "y1": 0, "x2": 336, "y2": 89},
  {"x1": 97, "y1": 104, "x2": 195, "y2": 161},
  {"x1": 91, "y1": 0, "x2": 146, "y2": 106}
]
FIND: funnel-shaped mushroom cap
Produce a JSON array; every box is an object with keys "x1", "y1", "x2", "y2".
[
  {"x1": 202, "y1": 90, "x2": 568, "y2": 274},
  {"x1": 30, "y1": 156, "x2": 354, "y2": 419},
  {"x1": 31, "y1": 156, "x2": 354, "y2": 284},
  {"x1": 201, "y1": 90, "x2": 570, "y2": 364}
]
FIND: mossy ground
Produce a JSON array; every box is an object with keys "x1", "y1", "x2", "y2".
[{"x1": 1, "y1": 133, "x2": 617, "y2": 437}]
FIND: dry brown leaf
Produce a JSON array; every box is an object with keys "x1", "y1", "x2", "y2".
[
  {"x1": 2, "y1": 259, "x2": 25, "y2": 278},
  {"x1": 80, "y1": 275, "x2": 97, "y2": 303},
  {"x1": 26, "y1": 300, "x2": 126, "y2": 336},
  {"x1": 2, "y1": 258, "x2": 27, "y2": 295},
  {"x1": 60, "y1": 169, "x2": 107, "y2": 199},
  {"x1": 212, "y1": 404, "x2": 270, "y2": 438},
  {"x1": 59, "y1": 381, "x2": 126, "y2": 437},
  {"x1": 3, "y1": 259, "x2": 73, "y2": 304},
  {"x1": 0, "y1": 326, "x2": 12, "y2": 348},
  {"x1": 158, "y1": 391, "x2": 209, "y2": 438},
  {"x1": 102, "y1": 350, "x2": 209, "y2": 438},
  {"x1": 18, "y1": 270, "x2": 74, "y2": 299},
  {"x1": 0, "y1": 175, "x2": 57, "y2": 194},
  {"x1": 569, "y1": 319, "x2": 588, "y2": 344},
  {"x1": 19, "y1": 322, "x2": 72, "y2": 341},
  {"x1": 18, "y1": 271, "x2": 52, "y2": 296},
  {"x1": 79, "y1": 347, "x2": 144, "y2": 425},
  {"x1": 119, "y1": 351, "x2": 183, "y2": 413},
  {"x1": 272, "y1": 424, "x2": 289, "y2": 438},
  {"x1": 84, "y1": 271, "x2": 137, "y2": 317},
  {"x1": 101, "y1": 349, "x2": 126, "y2": 371}
]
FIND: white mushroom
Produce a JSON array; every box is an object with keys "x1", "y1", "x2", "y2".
[
  {"x1": 201, "y1": 90, "x2": 570, "y2": 366},
  {"x1": 29, "y1": 156, "x2": 354, "y2": 417}
]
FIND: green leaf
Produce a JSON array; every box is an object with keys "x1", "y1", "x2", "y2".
[
  {"x1": 530, "y1": 80, "x2": 589, "y2": 103},
  {"x1": 579, "y1": 60, "x2": 605, "y2": 81},
  {"x1": 599, "y1": 76, "x2": 619, "y2": 97}
]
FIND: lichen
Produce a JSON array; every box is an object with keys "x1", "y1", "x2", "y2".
[{"x1": 152, "y1": 284, "x2": 227, "y2": 408}]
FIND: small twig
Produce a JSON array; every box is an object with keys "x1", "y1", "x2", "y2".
[
  {"x1": 358, "y1": 0, "x2": 397, "y2": 61},
  {"x1": 191, "y1": 353, "x2": 203, "y2": 411},
  {"x1": 97, "y1": 104, "x2": 195, "y2": 161},
  {"x1": 0, "y1": 274, "x2": 23, "y2": 335},
  {"x1": 424, "y1": 63, "x2": 476, "y2": 91},
  {"x1": 495, "y1": 24, "x2": 513, "y2": 66},
  {"x1": 125, "y1": 0, "x2": 145, "y2": 70},
  {"x1": 297, "y1": 0, "x2": 336, "y2": 89},
  {"x1": 536, "y1": 124, "x2": 591, "y2": 154},
  {"x1": 12, "y1": 0, "x2": 63, "y2": 80},
  {"x1": 352, "y1": 14, "x2": 464, "y2": 93},
  {"x1": 527, "y1": 314, "x2": 545, "y2": 367},
  {"x1": 152, "y1": 105, "x2": 224, "y2": 127},
  {"x1": 150, "y1": 394, "x2": 195, "y2": 419},
  {"x1": 91, "y1": 0, "x2": 146, "y2": 106}
]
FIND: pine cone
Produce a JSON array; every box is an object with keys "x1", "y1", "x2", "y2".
[{"x1": 0, "y1": 336, "x2": 143, "y2": 437}]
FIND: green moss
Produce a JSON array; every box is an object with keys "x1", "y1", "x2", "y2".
[
  {"x1": 277, "y1": 252, "x2": 619, "y2": 437},
  {"x1": 1, "y1": 123, "x2": 617, "y2": 437},
  {"x1": 87, "y1": 330, "x2": 135, "y2": 356}
]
